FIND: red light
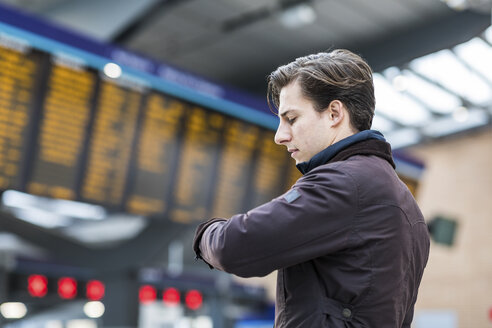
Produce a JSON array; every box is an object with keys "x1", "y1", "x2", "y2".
[
  {"x1": 28, "y1": 274, "x2": 48, "y2": 298},
  {"x1": 86, "y1": 280, "x2": 105, "y2": 301},
  {"x1": 58, "y1": 277, "x2": 77, "y2": 299},
  {"x1": 185, "y1": 290, "x2": 203, "y2": 310},
  {"x1": 163, "y1": 287, "x2": 180, "y2": 306},
  {"x1": 139, "y1": 285, "x2": 156, "y2": 304}
]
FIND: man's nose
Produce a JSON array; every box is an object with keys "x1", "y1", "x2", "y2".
[{"x1": 274, "y1": 123, "x2": 291, "y2": 145}]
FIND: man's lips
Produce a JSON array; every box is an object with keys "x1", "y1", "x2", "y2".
[{"x1": 288, "y1": 148, "x2": 299, "y2": 157}]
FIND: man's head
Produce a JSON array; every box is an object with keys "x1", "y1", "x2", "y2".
[{"x1": 268, "y1": 49, "x2": 375, "y2": 164}]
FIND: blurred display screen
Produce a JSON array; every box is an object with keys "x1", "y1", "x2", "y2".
[
  {"x1": 126, "y1": 93, "x2": 185, "y2": 216},
  {"x1": 0, "y1": 35, "x2": 299, "y2": 222},
  {"x1": 211, "y1": 120, "x2": 260, "y2": 218},
  {"x1": 80, "y1": 79, "x2": 142, "y2": 206},
  {"x1": 28, "y1": 58, "x2": 96, "y2": 200},
  {"x1": 0, "y1": 42, "x2": 44, "y2": 191}
]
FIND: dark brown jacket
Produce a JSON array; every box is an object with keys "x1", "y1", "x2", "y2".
[{"x1": 194, "y1": 137, "x2": 430, "y2": 327}]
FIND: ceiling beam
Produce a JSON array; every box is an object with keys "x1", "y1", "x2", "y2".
[
  {"x1": 112, "y1": 0, "x2": 193, "y2": 44},
  {"x1": 353, "y1": 10, "x2": 491, "y2": 72}
]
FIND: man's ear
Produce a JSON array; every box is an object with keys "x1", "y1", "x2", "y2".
[{"x1": 327, "y1": 100, "x2": 345, "y2": 127}]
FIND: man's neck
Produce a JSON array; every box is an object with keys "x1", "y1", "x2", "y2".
[
  {"x1": 296, "y1": 130, "x2": 386, "y2": 174},
  {"x1": 330, "y1": 125, "x2": 359, "y2": 146}
]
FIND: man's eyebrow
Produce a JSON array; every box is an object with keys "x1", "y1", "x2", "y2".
[{"x1": 279, "y1": 109, "x2": 297, "y2": 117}]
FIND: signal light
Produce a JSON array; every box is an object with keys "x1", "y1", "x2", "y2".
[
  {"x1": 139, "y1": 285, "x2": 156, "y2": 304},
  {"x1": 27, "y1": 274, "x2": 48, "y2": 298},
  {"x1": 162, "y1": 287, "x2": 180, "y2": 306},
  {"x1": 86, "y1": 280, "x2": 105, "y2": 301},
  {"x1": 185, "y1": 290, "x2": 203, "y2": 310},
  {"x1": 58, "y1": 277, "x2": 77, "y2": 299}
]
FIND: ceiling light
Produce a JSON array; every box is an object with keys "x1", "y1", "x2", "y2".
[
  {"x1": 454, "y1": 37, "x2": 492, "y2": 84},
  {"x1": 61, "y1": 214, "x2": 146, "y2": 245},
  {"x1": 194, "y1": 316, "x2": 213, "y2": 328},
  {"x1": 422, "y1": 108, "x2": 488, "y2": 137},
  {"x1": 45, "y1": 321, "x2": 63, "y2": 328},
  {"x1": 103, "y1": 62, "x2": 122, "y2": 79},
  {"x1": 484, "y1": 26, "x2": 492, "y2": 43},
  {"x1": 2, "y1": 190, "x2": 106, "y2": 221},
  {"x1": 401, "y1": 70, "x2": 461, "y2": 114},
  {"x1": 452, "y1": 106, "x2": 469, "y2": 122},
  {"x1": 410, "y1": 49, "x2": 492, "y2": 105},
  {"x1": 279, "y1": 3, "x2": 317, "y2": 29},
  {"x1": 50, "y1": 199, "x2": 106, "y2": 220},
  {"x1": 10, "y1": 207, "x2": 73, "y2": 228},
  {"x1": 374, "y1": 74, "x2": 430, "y2": 126},
  {"x1": 83, "y1": 301, "x2": 105, "y2": 319},
  {"x1": 383, "y1": 66, "x2": 401, "y2": 80},
  {"x1": 66, "y1": 319, "x2": 97, "y2": 328},
  {"x1": 0, "y1": 302, "x2": 27, "y2": 319},
  {"x1": 440, "y1": 0, "x2": 469, "y2": 11},
  {"x1": 371, "y1": 115, "x2": 394, "y2": 133},
  {"x1": 392, "y1": 75, "x2": 408, "y2": 92},
  {"x1": 385, "y1": 128, "x2": 421, "y2": 149}
]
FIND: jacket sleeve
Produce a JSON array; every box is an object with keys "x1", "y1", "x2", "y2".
[
  {"x1": 402, "y1": 299, "x2": 416, "y2": 328},
  {"x1": 195, "y1": 165, "x2": 358, "y2": 277},
  {"x1": 193, "y1": 217, "x2": 227, "y2": 268}
]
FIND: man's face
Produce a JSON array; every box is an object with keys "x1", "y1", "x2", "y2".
[{"x1": 274, "y1": 81, "x2": 335, "y2": 164}]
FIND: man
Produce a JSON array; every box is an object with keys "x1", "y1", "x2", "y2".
[{"x1": 193, "y1": 49, "x2": 430, "y2": 327}]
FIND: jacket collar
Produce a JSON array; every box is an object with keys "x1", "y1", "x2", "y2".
[{"x1": 296, "y1": 130, "x2": 395, "y2": 174}]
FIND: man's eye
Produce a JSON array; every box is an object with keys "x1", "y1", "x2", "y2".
[{"x1": 287, "y1": 117, "x2": 297, "y2": 124}]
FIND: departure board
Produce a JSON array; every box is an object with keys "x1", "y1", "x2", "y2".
[
  {"x1": 0, "y1": 13, "x2": 425, "y2": 228},
  {"x1": 170, "y1": 107, "x2": 225, "y2": 223},
  {"x1": 249, "y1": 131, "x2": 290, "y2": 208},
  {"x1": 0, "y1": 23, "x2": 303, "y2": 224},
  {"x1": 27, "y1": 59, "x2": 96, "y2": 200},
  {"x1": 0, "y1": 42, "x2": 44, "y2": 191},
  {"x1": 80, "y1": 80, "x2": 142, "y2": 207},
  {"x1": 126, "y1": 93, "x2": 186, "y2": 215},
  {"x1": 211, "y1": 120, "x2": 260, "y2": 218}
]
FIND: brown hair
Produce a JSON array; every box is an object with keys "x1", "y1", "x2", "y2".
[{"x1": 267, "y1": 49, "x2": 375, "y2": 131}]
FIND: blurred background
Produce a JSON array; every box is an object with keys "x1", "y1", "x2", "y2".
[{"x1": 0, "y1": 0, "x2": 490, "y2": 327}]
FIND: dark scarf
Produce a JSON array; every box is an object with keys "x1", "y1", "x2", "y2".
[{"x1": 296, "y1": 130, "x2": 395, "y2": 175}]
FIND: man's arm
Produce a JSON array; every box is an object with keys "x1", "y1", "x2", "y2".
[
  {"x1": 402, "y1": 292, "x2": 418, "y2": 328},
  {"x1": 193, "y1": 217, "x2": 227, "y2": 268},
  {"x1": 192, "y1": 166, "x2": 358, "y2": 277}
]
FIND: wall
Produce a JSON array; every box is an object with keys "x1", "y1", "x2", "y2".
[{"x1": 409, "y1": 128, "x2": 492, "y2": 328}]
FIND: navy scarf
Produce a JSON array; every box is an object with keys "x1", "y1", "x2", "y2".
[{"x1": 296, "y1": 130, "x2": 392, "y2": 174}]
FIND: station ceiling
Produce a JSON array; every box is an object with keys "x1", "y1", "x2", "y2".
[
  {"x1": 0, "y1": 0, "x2": 491, "y2": 271},
  {"x1": 1, "y1": 0, "x2": 492, "y2": 148}
]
